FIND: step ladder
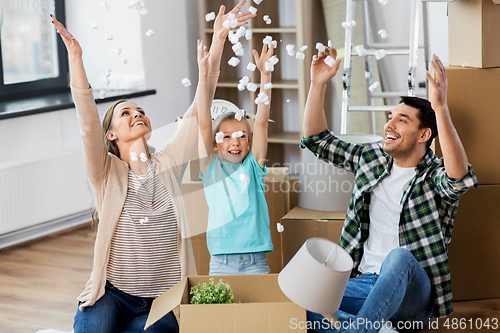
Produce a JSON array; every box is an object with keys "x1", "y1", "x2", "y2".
[{"x1": 341, "y1": 0, "x2": 431, "y2": 134}]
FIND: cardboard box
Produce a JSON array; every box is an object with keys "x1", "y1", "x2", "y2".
[
  {"x1": 146, "y1": 274, "x2": 306, "y2": 332},
  {"x1": 448, "y1": 185, "x2": 500, "y2": 300},
  {"x1": 183, "y1": 167, "x2": 291, "y2": 275},
  {"x1": 280, "y1": 206, "x2": 346, "y2": 267},
  {"x1": 448, "y1": 0, "x2": 500, "y2": 68},
  {"x1": 435, "y1": 67, "x2": 500, "y2": 184}
]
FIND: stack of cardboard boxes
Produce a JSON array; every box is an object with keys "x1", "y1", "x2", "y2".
[{"x1": 436, "y1": 0, "x2": 500, "y2": 301}]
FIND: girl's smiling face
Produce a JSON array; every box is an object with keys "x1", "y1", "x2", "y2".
[{"x1": 214, "y1": 119, "x2": 250, "y2": 164}]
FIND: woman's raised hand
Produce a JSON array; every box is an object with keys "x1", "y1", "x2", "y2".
[
  {"x1": 213, "y1": 0, "x2": 256, "y2": 40},
  {"x1": 50, "y1": 14, "x2": 82, "y2": 60}
]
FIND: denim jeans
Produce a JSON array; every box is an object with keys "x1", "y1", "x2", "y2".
[
  {"x1": 74, "y1": 281, "x2": 178, "y2": 333},
  {"x1": 308, "y1": 248, "x2": 434, "y2": 333},
  {"x1": 209, "y1": 252, "x2": 270, "y2": 275}
]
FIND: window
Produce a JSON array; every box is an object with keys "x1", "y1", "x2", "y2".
[{"x1": 0, "y1": 0, "x2": 68, "y2": 100}]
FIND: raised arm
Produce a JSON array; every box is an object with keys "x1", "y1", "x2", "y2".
[
  {"x1": 196, "y1": 40, "x2": 213, "y2": 175},
  {"x1": 51, "y1": 14, "x2": 88, "y2": 89},
  {"x1": 51, "y1": 15, "x2": 109, "y2": 185},
  {"x1": 251, "y1": 43, "x2": 274, "y2": 169},
  {"x1": 303, "y1": 46, "x2": 341, "y2": 137},
  {"x1": 426, "y1": 54, "x2": 469, "y2": 179}
]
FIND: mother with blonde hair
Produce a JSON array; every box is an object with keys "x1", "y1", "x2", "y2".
[{"x1": 51, "y1": 2, "x2": 255, "y2": 332}]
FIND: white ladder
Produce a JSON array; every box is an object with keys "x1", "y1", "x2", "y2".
[{"x1": 341, "y1": 0, "x2": 431, "y2": 134}]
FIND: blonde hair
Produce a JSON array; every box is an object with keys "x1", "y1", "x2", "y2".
[{"x1": 212, "y1": 112, "x2": 252, "y2": 155}]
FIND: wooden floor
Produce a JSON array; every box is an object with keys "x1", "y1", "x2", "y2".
[{"x1": 0, "y1": 225, "x2": 498, "y2": 333}]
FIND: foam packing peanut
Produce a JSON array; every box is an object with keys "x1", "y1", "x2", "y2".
[
  {"x1": 228, "y1": 57, "x2": 241, "y2": 67},
  {"x1": 379, "y1": 0, "x2": 389, "y2": 5},
  {"x1": 316, "y1": 42, "x2": 326, "y2": 53},
  {"x1": 237, "y1": 84, "x2": 246, "y2": 91},
  {"x1": 248, "y1": 6, "x2": 257, "y2": 14},
  {"x1": 264, "y1": 62, "x2": 274, "y2": 72},
  {"x1": 122, "y1": 57, "x2": 128, "y2": 65},
  {"x1": 239, "y1": 173, "x2": 250, "y2": 184},
  {"x1": 277, "y1": 222, "x2": 284, "y2": 233},
  {"x1": 140, "y1": 7, "x2": 148, "y2": 15},
  {"x1": 247, "y1": 82, "x2": 258, "y2": 92},
  {"x1": 263, "y1": 83, "x2": 273, "y2": 90},
  {"x1": 239, "y1": 76, "x2": 250, "y2": 86},
  {"x1": 324, "y1": 55, "x2": 336, "y2": 68},
  {"x1": 91, "y1": 21, "x2": 99, "y2": 29},
  {"x1": 247, "y1": 62, "x2": 257, "y2": 71},
  {"x1": 245, "y1": 30, "x2": 253, "y2": 40},
  {"x1": 130, "y1": 152, "x2": 138, "y2": 161},
  {"x1": 205, "y1": 12, "x2": 216, "y2": 22},
  {"x1": 223, "y1": 20, "x2": 231, "y2": 29},
  {"x1": 140, "y1": 153, "x2": 147, "y2": 162},
  {"x1": 295, "y1": 52, "x2": 305, "y2": 60},
  {"x1": 111, "y1": 46, "x2": 121, "y2": 55},
  {"x1": 253, "y1": 0, "x2": 263, "y2": 4},
  {"x1": 269, "y1": 56, "x2": 279, "y2": 65},
  {"x1": 101, "y1": 2, "x2": 110, "y2": 10},
  {"x1": 105, "y1": 33, "x2": 113, "y2": 41},
  {"x1": 369, "y1": 81, "x2": 380, "y2": 92},
  {"x1": 374, "y1": 49, "x2": 386, "y2": 60},
  {"x1": 181, "y1": 78, "x2": 191, "y2": 87},
  {"x1": 232, "y1": 131, "x2": 243, "y2": 138},
  {"x1": 300, "y1": 45, "x2": 308, "y2": 52},
  {"x1": 99, "y1": 90, "x2": 107, "y2": 99},
  {"x1": 215, "y1": 132, "x2": 224, "y2": 144},
  {"x1": 145, "y1": 29, "x2": 154, "y2": 37}
]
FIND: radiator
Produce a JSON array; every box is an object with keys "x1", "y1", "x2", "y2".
[{"x1": 0, "y1": 150, "x2": 94, "y2": 248}]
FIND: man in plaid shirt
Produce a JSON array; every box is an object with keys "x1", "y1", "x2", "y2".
[{"x1": 303, "y1": 48, "x2": 477, "y2": 333}]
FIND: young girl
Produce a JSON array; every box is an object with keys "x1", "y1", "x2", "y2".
[
  {"x1": 198, "y1": 43, "x2": 275, "y2": 275},
  {"x1": 51, "y1": 2, "x2": 255, "y2": 331}
]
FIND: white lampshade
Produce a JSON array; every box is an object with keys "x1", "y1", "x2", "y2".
[
  {"x1": 297, "y1": 133, "x2": 383, "y2": 212},
  {"x1": 278, "y1": 238, "x2": 353, "y2": 315}
]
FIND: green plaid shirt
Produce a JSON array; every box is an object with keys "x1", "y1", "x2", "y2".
[{"x1": 301, "y1": 130, "x2": 478, "y2": 318}]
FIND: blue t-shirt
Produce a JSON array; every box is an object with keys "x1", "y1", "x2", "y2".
[{"x1": 200, "y1": 152, "x2": 273, "y2": 255}]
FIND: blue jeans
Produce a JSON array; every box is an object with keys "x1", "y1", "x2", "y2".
[
  {"x1": 308, "y1": 248, "x2": 434, "y2": 333},
  {"x1": 74, "y1": 281, "x2": 178, "y2": 333},
  {"x1": 209, "y1": 252, "x2": 270, "y2": 275}
]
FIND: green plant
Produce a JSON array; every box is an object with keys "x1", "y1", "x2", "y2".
[{"x1": 190, "y1": 277, "x2": 235, "y2": 304}]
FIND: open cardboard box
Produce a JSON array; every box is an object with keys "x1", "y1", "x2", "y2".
[
  {"x1": 281, "y1": 206, "x2": 346, "y2": 267},
  {"x1": 145, "y1": 274, "x2": 306, "y2": 332},
  {"x1": 448, "y1": 0, "x2": 500, "y2": 68}
]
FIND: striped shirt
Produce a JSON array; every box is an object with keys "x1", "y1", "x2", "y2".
[
  {"x1": 301, "y1": 130, "x2": 478, "y2": 318},
  {"x1": 107, "y1": 160, "x2": 181, "y2": 298}
]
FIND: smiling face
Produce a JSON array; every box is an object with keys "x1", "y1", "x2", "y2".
[
  {"x1": 383, "y1": 103, "x2": 431, "y2": 163},
  {"x1": 214, "y1": 119, "x2": 251, "y2": 164},
  {"x1": 106, "y1": 101, "x2": 152, "y2": 145}
]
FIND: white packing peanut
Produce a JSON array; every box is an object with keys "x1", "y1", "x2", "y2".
[
  {"x1": 264, "y1": 99, "x2": 270, "y2": 105},
  {"x1": 122, "y1": 57, "x2": 128, "y2": 64},
  {"x1": 101, "y1": 2, "x2": 110, "y2": 10},
  {"x1": 126, "y1": 1, "x2": 136, "y2": 9},
  {"x1": 272, "y1": 40, "x2": 277, "y2": 48},
  {"x1": 91, "y1": 21, "x2": 99, "y2": 29},
  {"x1": 324, "y1": 55, "x2": 336, "y2": 68},
  {"x1": 215, "y1": 132, "x2": 224, "y2": 143},
  {"x1": 104, "y1": 78, "x2": 110, "y2": 85},
  {"x1": 232, "y1": 131, "x2": 243, "y2": 138},
  {"x1": 286, "y1": 44, "x2": 295, "y2": 51},
  {"x1": 230, "y1": 19, "x2": 238, "y2": 29},
  {"x1": 130, "y1": 152, "x2": 138, "y2": 161},
  {"x1": 369, "y1": 81, "x2": 380, "y2": 92},
  {"x1": 239, "y1": 76, "x2": 250, "y2": 85},
  {"x1": 247, "y1": 62, "x2": 257, "y2": 71},
  {"x1": 247, "y1": 82, "x2": 258, "y2": 92},
  {"x1": 316, "y1": 42, "x2": 326, "y2": 53},
  {"x1": 263, "y1": 35, "x2": 273, "y2": 45},
  {"x1": 379, "y1": 0, "x2": 389, "y2": 5},
  {"x1": 245, "y1": 29, "x2": 253, "y2": 40},
  {"x1": 351, "y1": 20, "x2": 357, "y2": 27},
  {"x1": 205, "y1": 12, "x2": 216, "y2": 22},
  {"x1": 300, "y1": 45, "x2": 308, "y2": 52},
  {"x1": 111, "y1": 46, "x2": 121, "y2": 55},
  {"x1": 228, "y1": 13, "x2": 235, "y2": 20},
  {"x1": 264, "y1": 62, "x2": 274, "y2": 72},
  {"x1": 328, "y1": 40, "x2": 332, "y2": 48},
  {"x1": 237, "y1": 26, "x2": 246, "y2": 38},
  {"x1": 277, "y1": 222, "x2": 284, "y2": 233},
  {"x1": 269, "y1": 56, "x2": 279, "y2": 65},
  {"x1": 140, "y1": 7, "x2": 148, "y2": 15},
  {"x1": 253, "y1": 0, "x2": 263, "y2": 4},
  {"x1": 239, "y1": 173, "x2": 250, "y2": 184},
  {"x1": 99, "y1": 90, "x2": 106, "y2": 99},
  {"x1": 263, "y1": 15, "x2": 269, "y2": 20},
  {"x1": 295, "y1": 52, "x2": 305, "y2": 60},
  {"x1": 238, "y1": 84, "x2": 246, "y2": 91},
  {"x1": 374, "y1": 49, "x2": 386, "y2": 60},
  {"x1": 235, "y1": 109, "x2": 244, "y2": 121},
  {"x1": 263, "y1": 82, "x2": 273, "y2": 90},
  {"x1": 228, "y1": 57, "x2": 241, "y2": 67},
  {"x1": 105, "y1": 33, "x2": 113, "y2": 40},
  {"x1": 232, "y1": 42, "x2": 243, "y2": 53},
  {"x1": 248, "y1": 6, "x2": 257, "y2": 15},
  {"x1": 181, "y1": 78, "x2": 191, "y2": 87},
  {"x1": 223, "y1": 19, "x2": 231, "y2": 29},
  {"x1": 105, "y1": 68, "x2": 111, "y2": 76},
  {"x1": 140, "y1": 153, "x2": 147, "y2": 162},
  {"x1": 288, "y1": 50, "x2": 295, "y2": 57},
  {"x1": 145, "y1": 29, "x2": 154, "y2": 37}
]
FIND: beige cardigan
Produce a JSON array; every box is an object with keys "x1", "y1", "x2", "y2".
[{"x1": 71, "y1": 85, "x2": 198, "y2": 311}]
